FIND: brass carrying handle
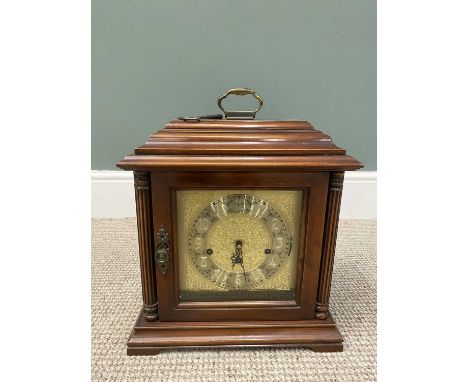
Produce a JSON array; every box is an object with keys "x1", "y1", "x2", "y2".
[{"x1": 217, "y1": 88, "x2": 263, "y2": 119}]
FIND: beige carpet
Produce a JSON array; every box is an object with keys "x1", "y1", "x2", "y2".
[{"x1": 92, "y1": 219, "x2": 376, "y2": 382}]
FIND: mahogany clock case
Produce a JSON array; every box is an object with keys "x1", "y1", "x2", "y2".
[{"x1": 117, "y1": 115, "x2": 362, "y2": 355}]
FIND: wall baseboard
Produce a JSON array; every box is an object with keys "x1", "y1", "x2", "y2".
[{"x1": 91, "y1": 171, "x2": 376, "y2": 219}]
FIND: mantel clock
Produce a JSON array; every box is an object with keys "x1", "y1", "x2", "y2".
[{"x1": 117, "y1": 88, "x2": 363, "y2": 355}]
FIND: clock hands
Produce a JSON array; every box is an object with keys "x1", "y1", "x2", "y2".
[{"x1": 231, "y1": 240, "x2": 246, "y2": 277}]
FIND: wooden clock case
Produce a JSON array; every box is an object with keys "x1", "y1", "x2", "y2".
[{"x1": 117, "y1": 117, "x2": 362, "y2": 355}]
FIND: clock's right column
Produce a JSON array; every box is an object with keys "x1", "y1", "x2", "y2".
[{"x1": 315, "y1": 171, "x2": 345, "y2": 320}]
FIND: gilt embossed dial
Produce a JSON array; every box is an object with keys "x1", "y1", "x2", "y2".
[{"x1": 188, "y1": 194, "x2": 292, "y2": 290}]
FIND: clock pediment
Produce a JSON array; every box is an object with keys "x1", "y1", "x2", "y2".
[{"x1": 117, "y1": 118, "x2": 362, "y2": 171}]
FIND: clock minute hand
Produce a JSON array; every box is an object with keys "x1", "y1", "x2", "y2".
[
  {"x1": 231, "y1": 240, "x2": 242, "y2": 267},
  {"x1": 231, "y1": 240, "x2": 246, "y2": 277}
]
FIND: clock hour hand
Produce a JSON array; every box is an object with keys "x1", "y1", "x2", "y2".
[{"x1": 231, "y1": 240, "x2": 246, "y2": 276}]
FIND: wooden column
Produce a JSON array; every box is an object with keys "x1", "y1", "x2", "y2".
[
  {"x1": 315, "y1": 172, "x2": 344, "y2": 320},
  {"x1": 134, "y1": 171, "x2": 158, "y2": 321}
]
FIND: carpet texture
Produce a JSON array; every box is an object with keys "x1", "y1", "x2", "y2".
[{"x1": 92, "y1": 219, "x2": 376, "y2": 382}]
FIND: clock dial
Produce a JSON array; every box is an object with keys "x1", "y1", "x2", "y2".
[
  {"x1": 177, "y1": 189, "x2": 302, "y2": 301},
  {"x1": 187, "y1": 194, "x2": 292, "y2": 290}
]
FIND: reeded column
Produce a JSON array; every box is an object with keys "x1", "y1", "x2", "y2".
[
  {"x1": 134, "y1": 171, "x2": 158, "y2": 321},
  {"x1": 315, "y1": 172, "x2": 344, "y2": 320}
]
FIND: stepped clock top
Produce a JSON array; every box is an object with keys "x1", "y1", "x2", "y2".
[{"x1": 117, "y1": 88, "x2": 362, "y2": 171}]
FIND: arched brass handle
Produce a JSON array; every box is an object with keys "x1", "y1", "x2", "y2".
[{"x1": 217, "y1": 88, "x2": 263, "y2": 119}]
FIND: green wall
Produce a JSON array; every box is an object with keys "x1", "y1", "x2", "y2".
[{"x1": 92, "y1": 0, "x2": 376, "y2": 170}]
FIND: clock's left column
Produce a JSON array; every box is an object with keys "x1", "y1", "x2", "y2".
[{"x1": 133, "y1": 171, "x2": 158, "y2": 321}]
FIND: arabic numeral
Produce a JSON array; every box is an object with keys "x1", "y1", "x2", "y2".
[
  {"x1": 196, "y1": 218, "x2": 210, "y2": 233},
  {"x1": 192, "y1": 236, "x2": 205, "y2": 254},
  {"x1": 268, "y1": 217, "x2": 281, "y2": 233},
  {"x1": 273, "y1": 236, "x2": 284, "y2": 250},
  {"x1": 198, "y1": 256, "x2": 209, "y2": 269},
  {"x1": 251, "y1": 268, "x2": 266, "y2": 282}
]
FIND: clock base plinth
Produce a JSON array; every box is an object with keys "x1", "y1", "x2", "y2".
[{"x1": 127, "y1": 309, "x2": 343, "y2": 355}]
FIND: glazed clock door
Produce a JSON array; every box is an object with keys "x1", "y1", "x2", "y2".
[
  {"x1": 178, "y1": 190, "x2": 301, "y2": 301},
  {"x1": 151, "y1": 171, "x2": 329, "y2": 322}
]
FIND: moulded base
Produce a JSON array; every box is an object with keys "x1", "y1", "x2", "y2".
[{"x1": 127, "y1": 309, "x2": 343, "y2": 355}]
